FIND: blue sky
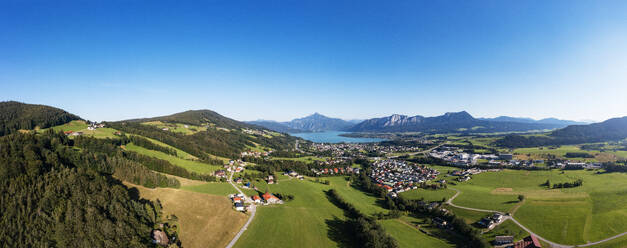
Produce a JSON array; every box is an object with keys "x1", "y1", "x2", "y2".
[{"x1": 1, "y1": 0, "x2": 626, "y2": 122}]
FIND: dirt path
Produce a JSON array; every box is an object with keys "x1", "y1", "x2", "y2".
[{"x1": 225, "y1": 171, "x2": 256, "y2": 248}]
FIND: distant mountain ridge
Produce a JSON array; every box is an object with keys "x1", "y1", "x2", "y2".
[
  {"x1": 348, "y1": 111, "x2": 565, "y2": 133},
  {"x1": 479, "y1": 116, "x2": 587, "y2": 126},
  {"x1": 246, "y1": 113, "x2": 354, "y2": 133},
  {"x1": 496, "y1": 116, "x2": 627, "y2": 147}
]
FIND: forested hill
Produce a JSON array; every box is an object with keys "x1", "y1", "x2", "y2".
[
  {"x1": 111, "y1": 109, "x2": 302, "y2": 159},
  {"x1": 0, "y1": 101, "x2": 80, "y2": 136},
  {"x1": 124, "y1": 109, "x2": 255, "y2": 129},
  {"x1": 496, "y1": 116, "x2": 627, "y2": 148},
  {"x1": 0, "y1": 131, "x2": 163, "y2": 247}
]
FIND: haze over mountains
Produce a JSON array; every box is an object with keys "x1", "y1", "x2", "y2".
[{"x1": 249, "y1": 111, "x2": 590, "y2": 134}]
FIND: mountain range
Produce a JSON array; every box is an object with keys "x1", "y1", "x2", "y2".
[
  {"x1": 249, "y1": 111, "x2": 586, "y2": 134},
  {"x1": 247, "y1": 113, "x2": 354, "y2": 133}
]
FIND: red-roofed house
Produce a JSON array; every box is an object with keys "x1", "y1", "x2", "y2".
[
  {"x1": 262, "y1": 192, "x2": 280, "y2": 204},
  {"x1": 514, "y1": 235, "x2": 541, "y2": 248},
  {"x1": 252, "y1": 195, "x2": 261, "y2": 203},
  {"x1": 233, "y1": 197, "x2": 242, "y2": 203}
]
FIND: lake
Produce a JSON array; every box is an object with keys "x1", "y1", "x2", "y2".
[{"x1": 291, "y1": 131, "x2": 385, "y2": 143}]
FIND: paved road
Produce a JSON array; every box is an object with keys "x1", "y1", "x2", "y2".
[
  {"x1": 446, "y1": 188, "x2": 627, "y2": 247},
  {"x1": 225, "y1": 171, "x2": 256, "y2": 248}
]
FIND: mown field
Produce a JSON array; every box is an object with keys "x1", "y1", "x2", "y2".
[
  {"x1": 125, "y1": 143, "x2": 222, "y2": 174},
  {"x1": 42, "y1": 120, "x2": 119, "y2": 138},
  {"x1": 127, "y1": 182, "x2": 247, "y2": 248},
  {"x1": 421, "y1": 165, "x2": 627, "y2": 245},
  {"x1": 233, "y1": 179, "x2": 348, "y2": 248},
  {"x1": 142, "y1": 121, "x2": 207, "y2": 135}
]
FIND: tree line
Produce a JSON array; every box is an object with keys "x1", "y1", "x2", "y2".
[{"x1": 0, "y1": 101, "x2": 80, "y2": 136}]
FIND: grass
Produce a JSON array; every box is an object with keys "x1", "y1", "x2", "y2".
[
  {"x1": 326, "y1": 176, "x2": 388, "y2": 215},
  {"x1": 399, "y1": 188, "x2": 456, "y2": 202},
  {"x1": 380, "y1": 219, "x2": 455, "y2": 248},
  {"x1": 126, "y1": 182, "x2": 247, "y2": 248},
  {"x1": 42, "y1": 120, "x2": 119, "y2": 138},
  {"x1": 432, "y1": 167, "x2": 627, "y2": 245},
  {"x1": 270, "y1": 156, "x2": 327, "y2": 162},
  {"x1": 481, "y1": 219, "x2": 529, "y2": 243},
  {"x1": 234, "y1": 179, "x2": 348, "y2": 248},
  {"x1": 142, "y1": 121, "x2": 207, "y2": 135},
  {"x1": 125, "y1": 143, "x2": 222, "y2": 174}
]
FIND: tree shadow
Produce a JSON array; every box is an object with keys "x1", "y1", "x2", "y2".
[{"x1": 325, "y1": 216, "x2": 360, "y2": 248}]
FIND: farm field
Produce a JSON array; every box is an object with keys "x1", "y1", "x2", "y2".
[
  {"x1": 325, "y1": 176, "x2": 388, "y2": 215},
  {"x1": 380, "y1": 219, "x2": 455, "y2": 248},
  {"x1": 434, "y1": 167, "x2": 627, "y2": 245},
  {"x1": 233, "y1": 179, "x2": 349, "y2": 248},
  {"x1": 42, "y1": 120, "x2": 119, "y2": 138},
  {"x1": 125, "y1": 143, "x2": 222, "y2": 174},
  {"x1": 126, "y1": 182, "x2": 247, "y2": 248},
  {"x1": 142, "y1": 121, "x2": 207, "y2": 135},
  {"x1": 182, "y1": 181, "x2": 258, "y2": 196},
  {"x1": 399, "y1": 188, "x2": 457, "y2": 203}
]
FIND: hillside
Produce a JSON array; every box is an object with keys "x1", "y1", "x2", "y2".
[
  {"x1": 0, "y1": 101, "x2": 80, "y2": 136},
  {"x1": 348, "y1": 111, "x2": 558, "y2": 133},
  {"x1": 0, "y1": 131, "x2": 165, "y2": 247},
  {"x1": 110, "y1": 110, "x2": 301, "y2": 159},
  {"x1": 496, "y1": 116, "x2": 627, "y2": 147},
  {"x1": 247, "y1": 120, "x2": 304, "y2": 133},
  {"x1": 479, "y1": 116, "x2": 586, "y2": 127}
]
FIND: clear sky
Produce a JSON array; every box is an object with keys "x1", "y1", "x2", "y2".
[{"x1": 1, "y1": 0, "x2": 626, "y2": 122}]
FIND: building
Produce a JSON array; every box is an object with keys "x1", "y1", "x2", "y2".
[
  {"x1": 262, "y1": 192, "x2": 280, "y2": 204},
  {"x1": 493, "y1": 236, "x2": 514, "y2": 245},
  {"x1": 252, "y1": 195, "x2": 261, "y2": 203},
  {"x1": 499, "y1": 154, "x2": 513, "y2": 160},
  {"x1": 514, "y1": 235, "x2": 542, "y2": 248},
  {"x1": 234, "y1": 202, "x2": 245, "y2": 211},
  {"x1": 152, "y1": 229, "x2": 169, "y2": 246}
]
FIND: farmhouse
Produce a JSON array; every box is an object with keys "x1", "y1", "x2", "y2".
[
  {"x1": 493, "y1": 235, "x2": 514, "y2": 245},
  {"x1": 234, "y1": 202, "x2": 245, "y2": 212},
  {"x1": 251, "y1": 195, "x2": 261, "y2": 203},
  {"x1": 513, "y1": 235, "x2": 542, "y2": 248},
  {"x1": 262, "y1": 192, "x2": 281, "y2": 204}
]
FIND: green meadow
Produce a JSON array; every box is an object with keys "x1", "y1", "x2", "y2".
[
  {"x1": 125, "y1": 143, "x2": 222, "y2": 174},
  {"x1": 428, "y1": 166, "x2": 627, "y2": 245},
  {"x1": 399, "y1": 188, "x2": 457, "y2": 202},
  {"x1": 142, "y1": 121, "x2": 207, "y2": 135}
]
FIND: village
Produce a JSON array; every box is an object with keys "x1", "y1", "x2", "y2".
[{"x1": 369, "y1": 159, "x2": 440, "y2": 198}]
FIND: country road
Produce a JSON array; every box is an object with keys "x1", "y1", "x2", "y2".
[
  {"x1": 446, "y1": 188, "x2": 627, "y2": 247},
  {"x1": 225, "y1": 171, "x2": 256, "y2": 248}
]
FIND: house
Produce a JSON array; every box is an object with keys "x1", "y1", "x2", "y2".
[
  {"x1": 152, "y1": 229, "x2": 169, "y2": 246},
  {"x1": 252, "y1": 195, "x2": 261, "y2": 203},
  {"x1": 514, "y1": 235, "x2": 542, "y2": 248},
  {"x1": 288, "y1": 171, "x2": 298, "y2": 177},
  {"x1": 432, "y1": 217, "x2": 447, "y2": 228},
  {"x1": 262, "y1": 192, "x2": 280, "y2": 204},
  {"x1": 491, "y1": 213, "x2": 504, "y2": 222},
  {"x1": 477, "y1": 218, "x2": 495, "y2": 229},
  {"x1": 493, "y1": 235, "x2": 514, "y2": 245},
  {"x1": 214, "y1": 170, "x2": 226, "y2": 178},
  {"x1": 232, "y1": 197, "x2": 243, "y2": 203},
  {"x1": 234, "y1": 202, "x2": 245, "y2": 211}
]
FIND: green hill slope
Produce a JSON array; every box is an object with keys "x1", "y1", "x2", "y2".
[{"x1": 0, "y1": 101, "x2": 80, "y2": 136}]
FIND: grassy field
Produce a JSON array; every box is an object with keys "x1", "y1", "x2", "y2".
[
  {"x1": 234, "y1": 179, "x2": 348, "y2": 248},
  {"x1": 127, "y1": 182, "x2": 247, "y2": 248},
  {"x1": 399, "y1": 188, "x2": 457, "y2": 202},
  {"x1": 125, "y1": 143, "x2": 222, "y2": 174},
  {"x1": 430, "y1": 167, "x2": 627, "y2": 245},
  {"x1": 326, "y1": 176, "x2": 388, "y2": 215},
  {"x1": 142, "y1": 121, "x2": 207, "y2": 135},
  {"x1": 43, "y1": 120, "x2": 119, "y2": 138},
  {"x1": 481, "y1": 219, "x2": 529, "y2": 243},
  {"x1": 270, "y1": 156, "x2": 327, "y2": 162},
  {"x1": 380, "y1": 219, "x2": 456, "y2": 248}
]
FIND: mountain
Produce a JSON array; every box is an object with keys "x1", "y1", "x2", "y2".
[
  {"x1": 349, "y1": 111, "x2": 563, "y2": 133},
  {"x1": 247, "y1": 120, "x2": 304, "y2": 133},
  {"x1": 496, "y1": 116, "x2": 627, "y2": 147},
  {"x1": 480, "y1": 116, "x2": 587, "y2": 127},
  {"x1": 247, "y1": 113, "x2": 355, "y2": 132},
  {"x1": 0, "y1": 101, "x2": 81, "y2": 136},
  {"x1": 285, "y1": 113, "x2": 354, "y2": 132}
]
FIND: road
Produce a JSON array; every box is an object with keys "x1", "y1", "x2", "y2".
[
  {"x1": 225, "y1": 171, "x2": 256, "y2": 248},
  {"x1": 446, "y1": 188, "x2": 627, "y2": 247}
]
